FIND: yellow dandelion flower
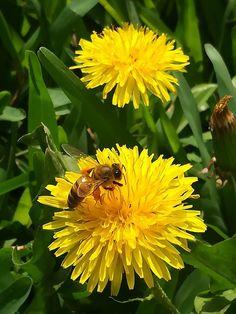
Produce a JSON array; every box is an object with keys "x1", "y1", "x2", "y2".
[
  {"x1": 38, "y1": 145, "x2": 206, "y2": 295},
  {"x1": 70, "y1": 24, "x2": 189, "y2": 109}
]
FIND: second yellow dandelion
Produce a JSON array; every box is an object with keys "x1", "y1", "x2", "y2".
[
  {"x1": 71, "y1": 24, "x2": 189, "y2": 108},
  {"x1": 38, "y1": 145, "x2": 206, "y2": 295}
]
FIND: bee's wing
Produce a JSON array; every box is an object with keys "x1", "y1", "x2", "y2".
[
  {"x1": 76, "y1": 179, "x2": 105, "y2": 197},
  {"x1": 61, "y1": 144, "x2": 98, "y2": 171},
  {"x1": 61, "y1": 144, "x2": 88, "y2": 159}
]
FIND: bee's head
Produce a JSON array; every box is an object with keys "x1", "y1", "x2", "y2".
[{"x1": 112, "y1": 163, "x2": 122, "y2": 180}]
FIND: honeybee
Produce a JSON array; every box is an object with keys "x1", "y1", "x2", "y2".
[{"x1": 62, "y1": 145, "x2": 123, "y2": 209}]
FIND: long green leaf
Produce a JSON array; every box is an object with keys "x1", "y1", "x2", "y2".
[
  {"x1": 139, "y1": 7, "x2": 174, "y2": 37},
  {"x1": 0, "y1": 12, "x2": 23, "y2": 71},
  {"x1": 26, "y1": 50, "x2": 58, "y2": 145},
  {"x1": 175, "y1": 0, "x2": 203, "y2": 68},
  {"x1": 156, "y1": 104, "x2": 187, "y2": 161},
  {"x1": 174, "y1": 270, "x2": 209, "y2": 314},
  {"x1": 0, "y1": 173, "x2": 29, "y2": 196},
  {"x1": 175, "y1": 73, "x2": 210, "y2": 165},
  {"x1": 37, "y1": 47, "x2": 136, "y2": 147},
  {"x1": 50, "y1": 0, "x2": 99, "y2": 49},
  {"x1": 0, "y1": 277, "x2": 32, "y2": 314},
  {"x1": 183, "y1": 237, "x2": 236, "y2": 289},
  {"x1": 99, "y1": 0, "x2": 125, "y2": 25},
  {"x1": 205, "y1": 43, "x2": 236, "y2": 113}
]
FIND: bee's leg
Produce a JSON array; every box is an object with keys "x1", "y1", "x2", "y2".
[
  {"x1": 93, "y1": 187, "x2": 101, "y2": 202},
  {"x1": 104, "y1": 186, "x2": 115, "y2": 191},
  {"x1": 113, "y1": 181, "x2": 123, "y2": 187}
]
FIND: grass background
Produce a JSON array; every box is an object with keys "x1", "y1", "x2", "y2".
[{"x1": 0, "y1": 0, "x2": 236, "y2": 313}]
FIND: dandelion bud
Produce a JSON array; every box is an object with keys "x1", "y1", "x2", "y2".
[{"x1": 210, "y1": 95, "x2": 236, "y2": 177}]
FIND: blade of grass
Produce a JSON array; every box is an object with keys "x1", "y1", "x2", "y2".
[
  {"x1": 26, "y1": 50, "x2": 58, "y2": 146},
  {"x1": 126, "y1": 0, "x2": 140, "y2": 25},
  {"x1": 99, "y1": 0, "x2": 124, "y2": 25},
  {"x1": 139, "y1": 7, "x2": 174, "y2": 36},
  {"x1": 0, "y1": 12, "x2": 23, "y2": 74},
  {"x1": 50, "y1": 0, "x2": 98, "y2": 50},
  {"x1": 205, "y1": 43, "x2": 236, "y2": 113},
  {"x1": 155, "y1": 104, "x2": 187, "y2": 162},
  {"x1": 0, "y1": 276, "x2": 32, "y2": 314},
  {"x1": 0, "y1": 173, "x2": 29, "y2": 196},
  {"x1": 175, "y1": 0, "x2": 203, "y2": 68},
  {"x1": 175, "y1": 73, "x2": 210, "y2": 165}
]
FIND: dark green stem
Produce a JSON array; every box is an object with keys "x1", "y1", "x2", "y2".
[{"x1": 152, "y1": 280, "x2": 180, "y2": 314}]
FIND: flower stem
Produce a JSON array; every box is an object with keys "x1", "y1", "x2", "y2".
[{"x1": 152, "y1": 280, "x2": 180, "y2": 314}]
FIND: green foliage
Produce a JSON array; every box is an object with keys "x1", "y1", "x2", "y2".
[{"x1": 0, "y1": 0, "x2": 236, "y2": 313}]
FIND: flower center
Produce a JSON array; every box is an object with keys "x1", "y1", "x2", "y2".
[{"x1": 129, "y1": 48, "x2": 138, "y2": 63}]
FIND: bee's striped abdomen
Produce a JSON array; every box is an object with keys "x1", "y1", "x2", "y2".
[{"x1": 67, "y1": 181, "x2": 84, "y2": 208}]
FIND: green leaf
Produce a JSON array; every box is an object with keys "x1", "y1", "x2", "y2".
[
  {"x1": 0, "y1": 91, "x2": 11, "y2": 114},
  {"x1": 0, "y1": 248, "x2": 14, "y2": 296},
  {"x1": 26, "y1": 50, "x2": 58, "y2": 146},
  {"x1": 13, "y1": 188, "x2": 32, "y2": 226},
  {"x1": 219, "y1": 179, "x2": 236, "y2": 236},
  {"x1": 0, "y1": 276, "x2": 32, "y2": 314},
  {"x1": 99, "y1": 0, "x2": 125, "y2": 25},
  {"x1": 194, "y1": 289, "x2": 236, "y2": 314},
  {"x1": 0, "y1": 12, "x2": 22, "y2": 71},
  {"x1": 136, "y1": 298, "x2": 157, "y2": 314},
  {"x1": 18, "y1": 124, "x2": 48, "y2": 151},
  {"x1": 21, "y1": 230, "x2": 56, "y2": 283},
  {"x1": 192, "y1": 83, "x2": 217, "y2": 112},
  {"x1": 24, "y1": 27, "x2": 41, "y2": 52},
  {"x1": 33, "y1": 150, "x2": 45, "y2": 188},
  {"x1": 126, "y1": 0, "x2": 140, "y2": 25},
  {"x1": 139, "y1": 7, "x2": 174, "y2": 36},
  {"x1": 48, "y1": 88, "x2": 71, "y2": 115},
  {"x1": 58, "y1": 281, "x2": 90, "y2": 300},
  {"x1": 175, "y1": 0, "x2": 203, "y2": 69},
  {"x1": 0, "y1": 248, "x2": 12, "y2": 275},
  {"x1": 175, "y1": 73, "x2": 211, "y2": 165},
  {"x1": 44, "y1": 148, "x2": 65, "y2": 179},
  {"x1": 41, "y1": 0, "x2": 66, "y2": 23},
  {"x1": 207, "y1": 224, "x2": 229, "y2": 240},
  {"x1": 205, "y1": 43, "x2": 236, "y2": 112},
  {"x1": 174, "y1": 270, "x2": 210, "y2": 314},
  {"x1": 12, "y1": 243, "x2": 33, "y2": 267},
  {"x1": 155, "y1": 104, "x2": 186, "y2": 161},
  {"x1": 0, "y1": 173, "x2": 29, "y2": 196},
  {"x1": 141, "y1": 105, "x2": 157, "y2": 134},
  {"x1": 0, "y1": 221, "x2": 31, "y2": 243},
  {"x1": 37, "y1": 47, "x2": 137, "y2": 148},
  {"x1": 0, "y1": 106, "x2": 26, "y2": 122},
  {"x1": 62, "y1": 106, "x2": 86, "y2": 149},
  {"x1": 183, "y1": 237, "x2": 236, "y2": 290},
  {"x1": 198, "y1": 181, "x2": 226, "y2": 231},
  {"x1": 198, "y1": 0, "x2": 225, "y2": 46},
  {"x1": 23, "y1": 283, "x2": 60, "y2": 314},
  {"x1": 50, "y1": 0, "x2": 99, "y2": 49}
]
